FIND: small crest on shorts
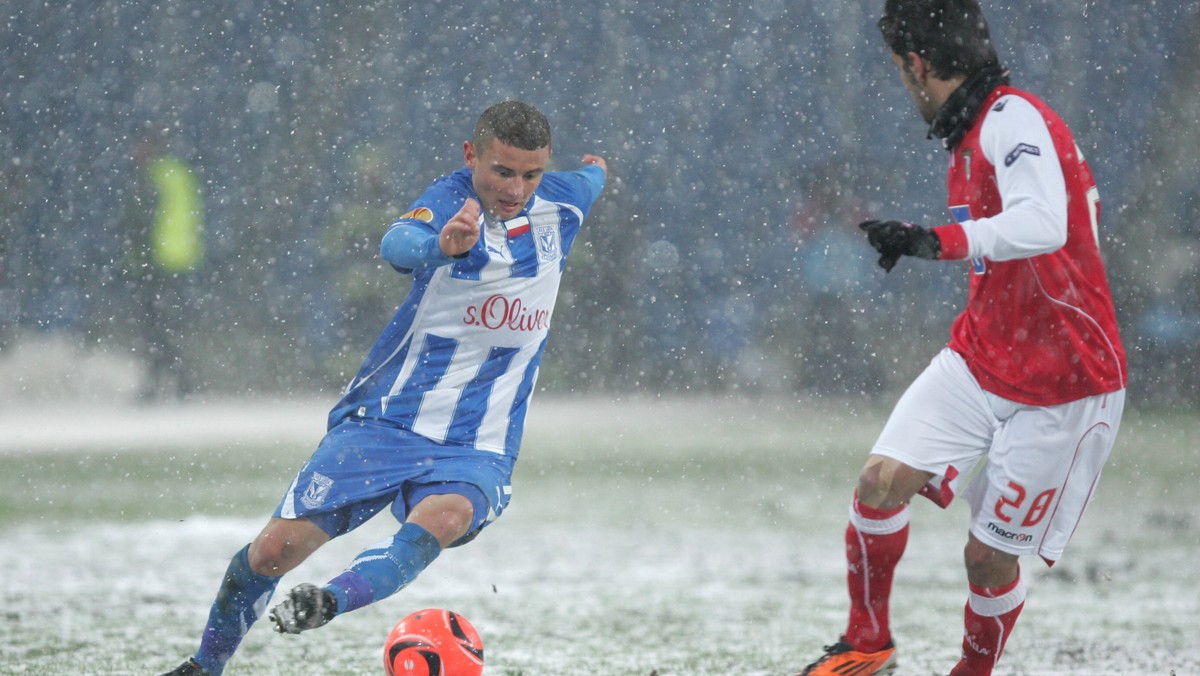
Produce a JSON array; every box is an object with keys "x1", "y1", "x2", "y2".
[{"x1": 301, "y1": 472, "x2": 334, "y2": 509}]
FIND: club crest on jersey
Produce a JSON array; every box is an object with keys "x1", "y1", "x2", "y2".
[
  {"x1": 535, "y1": 225, "x2": 560, "y2": 262},
  {"x1": 300, "y1": 472, "x2": 334, "y2": 509},
  {"x1": 1004, "y1": 143, "x2": 1040, "y2": 167}
]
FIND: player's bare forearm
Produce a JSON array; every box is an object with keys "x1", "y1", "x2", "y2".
[{"x1": 440, "y1": 198, "x2": 481, "y2": 257}]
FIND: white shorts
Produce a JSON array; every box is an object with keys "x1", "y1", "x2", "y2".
[{"x1": 873, "y1": 348, "x2": 1125, "y2": 563}]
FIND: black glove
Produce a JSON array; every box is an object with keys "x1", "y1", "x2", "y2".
[{"x1": 858, "y1": 219, "x2": 942, "y2": 272}]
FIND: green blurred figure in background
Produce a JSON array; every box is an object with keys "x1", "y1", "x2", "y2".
[{"x1": 121, "y1": 130, "x2": 206, "y2": 401}]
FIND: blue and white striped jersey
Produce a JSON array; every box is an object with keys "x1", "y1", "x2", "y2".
[{"x1": 327, "y1": 165, "x2": 605, "y2": 456}]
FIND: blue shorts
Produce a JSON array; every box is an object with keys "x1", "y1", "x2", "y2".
[{"x1": 273, "y1": 419, "x2": 515, "y2": 547}]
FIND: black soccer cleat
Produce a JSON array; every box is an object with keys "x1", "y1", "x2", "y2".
[
  {"x1": 158, "y1": 657, "x2": 210, "y2": 676},
  {"x1": 268, "y1": 583, "x2": 337, "y2": 634}
]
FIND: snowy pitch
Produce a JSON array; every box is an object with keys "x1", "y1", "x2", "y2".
[{"x1": 1, "y1": 396, "x2": 1196, "y2": 675}]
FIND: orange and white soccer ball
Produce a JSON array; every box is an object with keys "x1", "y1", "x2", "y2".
[{"x1": 384, "y1": 608, "x2": 484, "y2": 676}]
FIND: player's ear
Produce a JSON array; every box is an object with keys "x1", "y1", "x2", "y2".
[
  {"x1": 906, "y1": 52, "x2": 929, "y2": 83},
  {"x1": 463, "y1": 140, "x2": 476, "y2": 169}
]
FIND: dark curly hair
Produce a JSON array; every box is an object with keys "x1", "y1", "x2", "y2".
[{"x1": 878, "y1": 0, "x2": 1002, "y2": 79}]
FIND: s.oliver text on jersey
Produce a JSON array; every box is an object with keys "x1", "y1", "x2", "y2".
[{"x1": 463, "y1": 294, "x2": 551, "y2": 332}]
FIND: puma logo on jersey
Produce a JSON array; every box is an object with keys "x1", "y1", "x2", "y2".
[{"x1": 1005, "y1": 143, "x2": 1041, "y2": 167}]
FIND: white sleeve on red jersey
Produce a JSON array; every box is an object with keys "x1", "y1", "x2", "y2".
[{"x1": 958, "y1": 94, "x2": 1069, "y2": 261}]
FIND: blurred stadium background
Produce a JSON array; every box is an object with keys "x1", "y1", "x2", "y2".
[
  {"x1": 1, "y1": 1, "x2": 1197, "y2": 407},
  {"x1": 3, "y1": 5, "x2": 1199, "y2": 673}
]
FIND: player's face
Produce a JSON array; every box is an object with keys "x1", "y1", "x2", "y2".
[
  {"x1": 464, "y1": 138, "x2": 550, "y2": 220},
  {"x1": 891, "y1": 52, "x2": 939, "y2": 124}
]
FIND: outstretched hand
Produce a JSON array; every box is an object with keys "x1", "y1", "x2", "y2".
[
  {"x1": 440, "y1": 199, "x2": 482, "y2": 258},
  {"x1": 859, "y1": 219, "x2": 941, "y2": 272}
]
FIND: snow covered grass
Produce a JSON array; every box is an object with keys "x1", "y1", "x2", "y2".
[{"x1": 1, "y1": 396, "x2": 1197, "y2": 675}]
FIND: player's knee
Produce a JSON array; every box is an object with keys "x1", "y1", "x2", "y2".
[
  {"x1": 431, "y1": 503, "x2": 475, "y2": 545},
  {"x1": 856, "y1": 474, "x2": 886, "y2": 505},
  {"x1": 247, "y1": 538, "x2": 288, "y2": 576},
  {"x1": 409, "y1": 494, "x2": 476, "y2": 548},
  {"x1": 856, "y1": 462, "x2": 893, "y2": 507},
  {"x1": 963, "y1": 537, "x2": 1019, "y2": 586},
  {"x1": 857, "y1": 457, "x2": 927, "y2": 510},
  {"x1": 247, "y1": 523, "x2": 323, "y2": 576}
]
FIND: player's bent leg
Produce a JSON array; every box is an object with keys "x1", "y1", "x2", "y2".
[
  {"x1": 856, "y1": 454, "x2": 932, "y2": 510},
  {"x1": 320, "y1": 521, "x2": 443, "y2": 620},
  {"x1": 963, "y1": 532, "x2": 1019, "y2": 588},
  {"x1": 405, "y1": 492, "x2": 476, "y2": 547},
  {"x1": 162, "y1": 519, "x2": 328, "y2": 673},
  {"x1": 248, "y1": 517, "x2": 330, "y2": 576},
  {"x1": 270, "y1": 493, "x2": 473, "y2": 634},
  {"x1": 844, "y1": 494, "x2": 910, "y2": 647},
  {"x1": 796, "y1": 456, "x2": 927, "y2": 676},
  {"x1": 796, "y1": 489, "x2": 910, "y2": 676},
  {"x1": 322, "y1": 493, "x2": 473, "y2": 617},
  {"x1": 186, "y1": 543, "x2": 285, "y2": 675},
  {"x1": 245, "y1": 518, "x2": 334, "y2": 636},
  {"x1": 950, "y1": 534, "x2": 1026, "y2": 675}
]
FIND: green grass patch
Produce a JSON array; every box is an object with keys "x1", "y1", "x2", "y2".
[{"x1": 0, "y1": 445, "x2": 299, "y2": 522}]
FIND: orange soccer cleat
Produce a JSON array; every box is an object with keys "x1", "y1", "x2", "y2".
[{"x1": 796, "y1": 638, "x2": 897, "y2": 675}]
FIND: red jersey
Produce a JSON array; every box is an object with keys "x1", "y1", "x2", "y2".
[{"x1": 931, "y1": 86, "x2": 1127, "y2": 405}]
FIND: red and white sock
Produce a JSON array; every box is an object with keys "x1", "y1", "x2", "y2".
[
  {"x1": 842, "y1": 494, "x2": 910, "y2": 652},
  {"x1": 952, "y1": 575, "x2": 1027, "y2": 675}
]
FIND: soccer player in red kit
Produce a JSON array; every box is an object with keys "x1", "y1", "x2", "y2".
[{"x1": 796, "y1": 1, "x2": 1128, "y2": 675}]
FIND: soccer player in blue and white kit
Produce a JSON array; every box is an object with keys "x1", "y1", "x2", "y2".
[{"x1": 161, "y1": 101, "x2": 607, "y2": 676}]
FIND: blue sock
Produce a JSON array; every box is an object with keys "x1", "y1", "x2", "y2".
[
  {"x1": 194, "y1": 544, "x2": 280, "y2": 676},
  {"x1": 325, "y1": 523, "x2": 441, "y2": 615}
]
